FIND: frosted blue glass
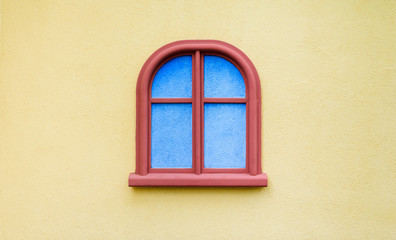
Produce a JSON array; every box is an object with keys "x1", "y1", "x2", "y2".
[
  {"x1": 151, "y1": 103, "x2": 192, "y2": 168},
  {"x1": 204, "y1": 56, "x2": 245, "y2": 98},
  {"x1": 152, "y1": 56, "x2": 192, "y2": 98},
  {"x1": 204, "y1": 103, "x2": 246, "y2": 168}
]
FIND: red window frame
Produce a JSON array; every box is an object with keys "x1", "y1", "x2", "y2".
[{"x1": 129, "y1": 40, "x2": 267, "y2": 186}]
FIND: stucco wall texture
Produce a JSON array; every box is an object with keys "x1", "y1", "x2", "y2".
[{"x1": 0, "y1": 0, "x2": 395, "y2": 239}]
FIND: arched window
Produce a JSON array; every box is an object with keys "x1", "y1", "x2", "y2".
[{"x1": 129, "y1": 40, "x2": 267, "y2": 186}]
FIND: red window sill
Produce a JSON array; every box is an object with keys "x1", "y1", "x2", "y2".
[{"x1": 129, "y1": 173, "x2": 268, "y2": 187}]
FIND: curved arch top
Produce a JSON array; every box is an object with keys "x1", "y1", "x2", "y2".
[{"x1": 137, "y1": 40, "x2": 261, "y2": 103}]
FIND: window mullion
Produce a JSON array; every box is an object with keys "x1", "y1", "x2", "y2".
[{"x1": 193, "y1": 51, "x2": 202, "y2": 174}]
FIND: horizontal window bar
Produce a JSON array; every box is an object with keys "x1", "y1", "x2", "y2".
[
  {"x1": 203, "y1": 98, "x2": 246, "y2": 103},
  {"x1": 203, "y1": 168, "x2": 248, "y2": 173},
  {"x1": 151, "y1": 98, "x2": 193, "y2": 103},
  {"x1": 150, "y1": 168, "x2": 195, "y2": 173}
]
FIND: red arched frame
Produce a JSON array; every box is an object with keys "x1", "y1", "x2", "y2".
[{"x1": 129, "y1": 40, "x2": 267, "y2": 186}]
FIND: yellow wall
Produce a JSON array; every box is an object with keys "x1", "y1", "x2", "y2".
[{"x1": 1, "y1": 0, "x2": 395, "y2": 239}]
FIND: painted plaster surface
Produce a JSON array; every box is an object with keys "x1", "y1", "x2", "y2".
[{"x1": 0, "y1": 0, "x2": 395, "y2": 239}]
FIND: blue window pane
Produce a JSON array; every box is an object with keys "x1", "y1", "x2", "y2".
[
  {"x1": 204, "y1": 56, "x2": 245, "y2": 98},
  {"x1": 204, "y1": 103, "x2": 246, "y2": 168},
  {"x1": 152, "y1": 56, "x2": 192, "y2": 98},
  {"x1": 151, "y1": 103, "x2": 192, "y2": 168}
]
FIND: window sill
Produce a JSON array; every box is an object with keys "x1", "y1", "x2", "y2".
[{"x1": 129, "y1": 173, "x2": 267, "y2": 187}]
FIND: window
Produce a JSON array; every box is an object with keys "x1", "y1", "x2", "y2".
[{"x1": 129, "y1": 40, "x2": 267, "y2": 186}]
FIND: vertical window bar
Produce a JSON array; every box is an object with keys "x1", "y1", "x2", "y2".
[{"x1": 193, "y1": 51, "x2": 202, "y2": 174}]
